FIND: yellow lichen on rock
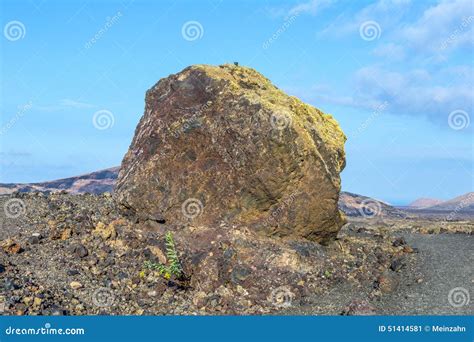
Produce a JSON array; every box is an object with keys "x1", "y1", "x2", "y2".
[{"x1": 93, "y1": 221, "x2": 117, "y2": 240}]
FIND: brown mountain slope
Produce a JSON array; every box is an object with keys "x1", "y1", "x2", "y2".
[
  {"x1": 338, "y1": 192, "x2": 406, "y2": 218},
  {"x1": 0, "y1": 167, "x2": 119, "y2": 195},
  {"x1": 408, "y1": 198, "x2": 443, "y2": 209},
  {"x1": 426, "y1": 192, "x2": 474, "y2": 211}
]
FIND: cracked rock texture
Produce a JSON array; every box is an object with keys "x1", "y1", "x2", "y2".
[{"x1": 115, "y1": 64, "x2": 346, "y2": 243}]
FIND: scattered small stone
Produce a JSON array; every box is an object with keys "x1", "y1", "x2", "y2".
[
  {"x1": 61, "y1": 228, "x2": 72, "y2": 240},
  {"x1": 69, "y1": 281, "x2": 83, "y2": 290},
  {"x1": 90, "y1": 266, "x2": 101, "y2": 276},
  {"x1": 375, "y1": 273, "x2": 399, "y2": 293},
  {"x1": 87, "y1": 257, "x2": 98, "y2": 266},
  {"x1": 67, "y1": 269, "x2": 80, "y2": 276},
  {"x1": 146, "y1": 246, "x2": 167, "y2": 264},
  {"x1": 3, "y1": 278, "x2": 19, "y2": 291},
  {"x1": 117, "y1": 271, "x2": 128, "y2": 280},
  {"x1": 23, "y1": 297, "x2": 33, "y2": 306},
  {"x1": 230, "y1": 266, "x2": 251, "y2": 284},
  {"x1": 392, "y1": 237, "x2": 406, "y2": 247},
  {"x1": 100, "y1": 256, "x2": 115, "y2": 267},
  {"x1": 223, "y1": 247, "x2": 235, "y2": 259},
  {"x1": 192, "y1": 291, "x2": 208, "y2": 307},
  {"x1": 49, "y1": 229, "x2": 61, "y2": 240},
  {"x1": 93, "y1": 222, "x2": 116, "y2": 240},
  {"x1": 375, "y1": 251, "x2": 389, "y2": 265},
  {"x1": 33, "y1": 297, "x2": 42, "y2": 307},
  {"x1": 390, "y1": 258, "x2": 404, "y2": 272},
  {"x1": 235, "y1": 285, "x2": 248, "y2": 296},
  {"x1": 72, "y1": 244, "x2": 89, "y2": 258},
  {"x1": 48, "y1": 306, "x2": 67, "y2": 315},
  {"x1": 27, "y1": 235, "x2": 40, "y2": 245},
  {"x1": 341, "y1": 299, "x2": 376, "y2": 315},
  {"x1": 209, "y1": 295, "x2": 219, "y2": 308},
  {"x1": 1, "y1": 239, "x2": 23, "y2": 254}
]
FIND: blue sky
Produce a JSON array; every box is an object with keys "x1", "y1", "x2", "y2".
[{"x1": 0, "y1": 0, "x2": 472, "y2": 205}]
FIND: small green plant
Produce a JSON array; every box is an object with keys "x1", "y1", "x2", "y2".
[{"x1": 144, "y1": 232, "x2": 183, "y2": 280}]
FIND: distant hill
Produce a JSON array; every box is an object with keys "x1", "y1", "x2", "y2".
[
  {"x1": 425, "y1": 192, "x2": 474, "y2": 212},
  {"x1": 402, "y1": 192, "x2": 474, "y2": 219},
  {"x1": 0, "y1": 167, "x2": 119, "y2": 195},
  {"x1": 409, "y1": 197, "x2": 443, "y2": 209},
  {"x1": 338, "y1": 191, "x2": 406, "y2": 218}
]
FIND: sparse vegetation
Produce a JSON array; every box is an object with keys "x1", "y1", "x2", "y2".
[{"x1": 144, "y1": 232, "x2": 183, "y2": 280}]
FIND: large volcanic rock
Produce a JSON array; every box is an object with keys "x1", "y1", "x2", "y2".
[{"x1": 115, "y1": 64, "x2": 346, "y2": 243}]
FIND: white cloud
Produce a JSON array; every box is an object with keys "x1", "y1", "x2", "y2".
[
  {"x1": 372, "y1": 43, "x2": 405, "y2": 60},
  {"x1": 350, "y1": 66, "x2": 473, "y2": 126},
  {"x1": 58, "y1": 99, "x2": 95, "y2": 109},
  {"x1": 283, "y1": 83, "x2": 361, "y2": 108},
  {"x1": 401, "y1": 0, "x2": 474, "y2": 54},
  {"x1": 264, "y1": 0, "x2": 335, "y2": 19},
  {"x1": 35, "y1": 99, "x2": 96, "y2": 111},
  {"x1": 288, "y1": 0, "x2": 335, "y2": 16},
  {"x1": 317, "y1": 0, "x2": 472, "y2": 58},
  {"x1": 306, "y1": 0, "x2": 472, "y2": 130},
  {"x1": 268, "y1": 0, "x2": 472, "y2": 131},
  {"x1": 289, "y1": 64, "x2": 472, "y2": 131},
  {"x1": 318, "y1": 0, "x2": 411, "y2": 38}
]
